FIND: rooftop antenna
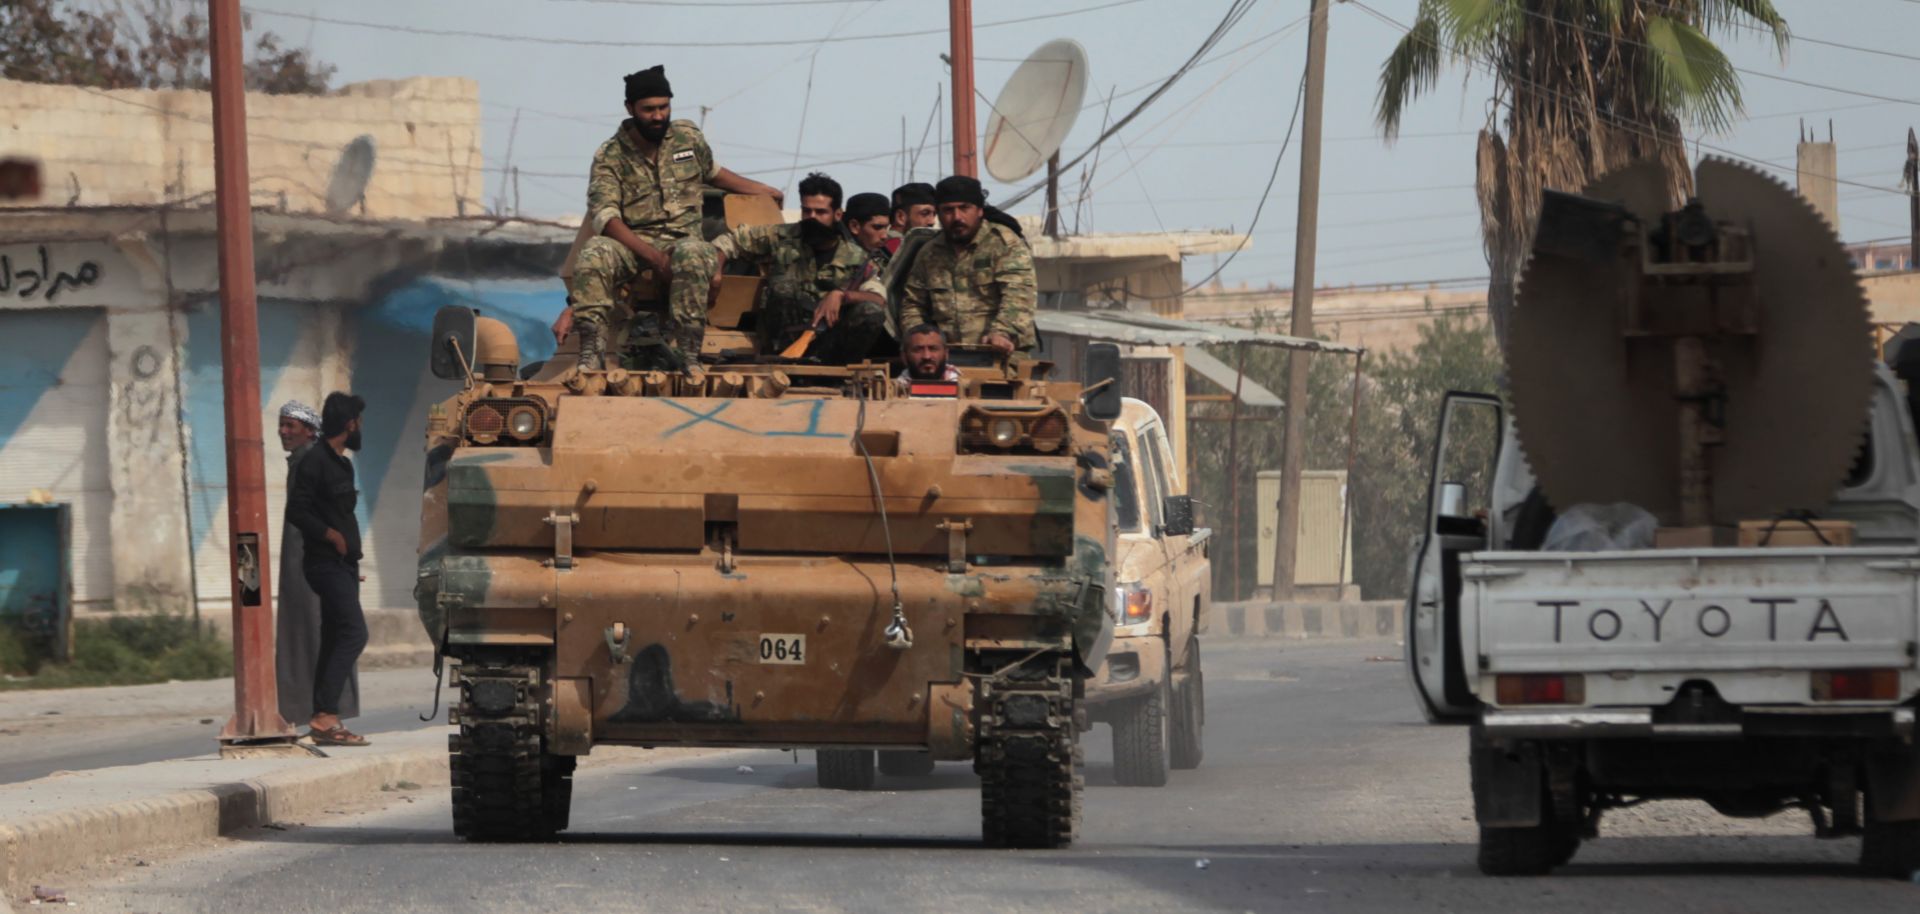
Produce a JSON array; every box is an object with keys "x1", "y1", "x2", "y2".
[{"x1": 983, "y1": 38, "x2": 1089, "y2": 238}]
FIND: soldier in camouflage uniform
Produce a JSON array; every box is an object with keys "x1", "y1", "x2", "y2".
[
  {"x1": 900, "y1": 175, "x2": 1037, "y2": 354},
  {"x1": 564, "y1": 65, "x2": 783, "y2": 370},
  {"x1": 715, "y1": 173, "x2": 891, "y2": 363},
  {"x1": 845, "y1": 192, "x2": 894, "y2": 273}
]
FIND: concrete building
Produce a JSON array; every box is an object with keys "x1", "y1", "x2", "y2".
[
  {"x1": 0, "y1": 206, "x2": 570, "y2": 632},
  {"x1": 0, "y1": 76, "x2": 483, "y2": 218},
  {"x1": 1181, "y1": 282, "x2": 1488, "y2": 355}
]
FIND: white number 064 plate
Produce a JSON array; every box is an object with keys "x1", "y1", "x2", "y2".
[{"x1": 759, "y1": 634, "x2": 806, "y2": 665}]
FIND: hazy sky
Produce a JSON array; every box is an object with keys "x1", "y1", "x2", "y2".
[{"x1": 238, "y1": 0, "x2": 1920, "y2": 291}]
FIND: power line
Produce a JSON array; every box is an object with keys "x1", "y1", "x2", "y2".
[
  {"x1": 548, "y1": 0, "x2": 879, "y2": 6},
  {"x1": 242, "y1": 0, "x2": 1146, "y2": 49},
  {"x1": 1174, "y1": 55, "x2": 1309, "y2": 296},
  {"x1": 1002, "y1": 0, "x2": 1277, "y2": 207}
]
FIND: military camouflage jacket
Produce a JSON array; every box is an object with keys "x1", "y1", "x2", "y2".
[
  {"x1": 715, "y1": 223, "x2": 884, "y2": 298},
  {"x1": 900, "y1": 222, "x2": 1037, "y2": 350},
  {"x1": 586, "y1": 118, "x2": 718, "y2": 242}
]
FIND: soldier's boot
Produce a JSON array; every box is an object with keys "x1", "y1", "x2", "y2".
[
  {"x1": 665, "y1": 322, "x2": 705, "y2": 371},
  {"x1": 575, "y1": 315, "x2": 608, "y2": 372}
]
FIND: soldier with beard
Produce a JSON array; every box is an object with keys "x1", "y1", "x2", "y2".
[
  {"x1": 560, "y1": 65, "x2": 783, "y2": 370},
  {"x1": 715, "y1": 172, "x2": 890, "y2": 363}
]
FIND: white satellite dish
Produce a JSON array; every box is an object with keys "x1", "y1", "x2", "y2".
[
  {"x1": 983, "y1": 39, "x2": 1089, "y2": 184},
  {"x1": 325, "y1": 135, "x2": 377, "y2": 215}
]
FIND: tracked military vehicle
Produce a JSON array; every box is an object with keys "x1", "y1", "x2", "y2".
[{"x1": 413, "y1": 227, "x2": 1121, "y2": 848}]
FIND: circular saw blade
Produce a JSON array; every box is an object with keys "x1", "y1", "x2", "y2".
[{"x1": 1508, "y1": 157, "x2": 1875, "y2": 526}]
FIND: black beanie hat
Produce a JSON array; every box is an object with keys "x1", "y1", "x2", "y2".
[
  {"x1": 891, "y1": 182, "x2": 935, "y2": 210},
  {"x1": 933, "y1": 175, "x2": 986, "y2": 207},
  {"x1": 845, "y1": 193, "x2": 890, "y2": 221},
  {"x1": 624, "y1": 65, "x2": 673, "y2": 104},
  {"x1": 320, "y1": 391, "x2": 366, "y2": 438}
]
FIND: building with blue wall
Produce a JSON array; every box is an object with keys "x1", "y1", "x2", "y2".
[{"x1": 0, "y1": 207, "x2": 568, "y2": 627}]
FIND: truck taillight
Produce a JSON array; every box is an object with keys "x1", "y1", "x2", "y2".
[
  {"x1": 1117, "y1": 584, "x2": 1152, "y2": 623},
  {"x1": 1811, "y1": 669, "x2": 1901, "y2": 702},
  {"x1": 1494, "y1": 674, "x2": 1584, "y2": 706}
]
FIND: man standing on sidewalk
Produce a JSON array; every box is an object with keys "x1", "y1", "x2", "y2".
[
  {"x1": 286, "y1": 392, "x2": 370, "y2": 747},
  {"x1": 274, "y1": 400, "x2": 358, "y2": 730}
]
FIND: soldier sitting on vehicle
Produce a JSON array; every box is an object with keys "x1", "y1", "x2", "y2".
[
  {"x1": 845, "y1": 192, "x2": 895, "y2": 272},
  {"x1": 898, "y1": 323, "x2": 961, "y2": 382},
  {"x1": 714, "y1": 172, "x2": 890, "y2": 363},
  {"x1": 900, "y1": 175, "x2": 1037, "y2": 355},
  {"x1": 559, "y1": 65, "x2": 783, "y2": 371}
]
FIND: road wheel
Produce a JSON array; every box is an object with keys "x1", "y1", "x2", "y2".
[
  {"x1": 878, "y1": 750, "x2": 936, "y2": 778},
  {"x1": 1861, "y1": 817, "x2": 1920, "y2": 877},
  {"x1": 816, "y1": 749, "x2": 877, "y2": 790},
  {"x1": 1477, "y1": 822, "x2": 1571, "y2": 876},
  {"x1": 1111, "y1": 670, "x2": 1171, "y2": 787},
  {"x1": 1170, "y1": 638, "x2": 1205, "y2": 771}
]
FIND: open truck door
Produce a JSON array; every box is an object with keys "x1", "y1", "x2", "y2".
[{"x1": 1407, "y1": 391, "x2": 1503, "y2": 723}]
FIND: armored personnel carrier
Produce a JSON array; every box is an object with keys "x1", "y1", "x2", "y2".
[{"x1": 413, "y1": 237, "x2": 1121, "y2": 848}]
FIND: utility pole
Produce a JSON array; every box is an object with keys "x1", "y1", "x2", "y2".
[
  {"x1": 1269, "y1": 0, "x2": 1331, "y2": 602},
  {"x1": 210, "y1": 0, "x2": 295, "y2": 752},
  {"x1": 1906, "y1": 128, "x2": 1918, "y2": 271},
  {"x1": 949, "y1": 0, "x2": 978, "y2": 178}
]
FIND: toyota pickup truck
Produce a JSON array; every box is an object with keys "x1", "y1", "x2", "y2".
[
  {"x1": 1409, "y1": 365, "x2": 1920, "y2": 876},
  {"x1": 1085, "y1": 398, "x2": 1211, "y2": 787}
]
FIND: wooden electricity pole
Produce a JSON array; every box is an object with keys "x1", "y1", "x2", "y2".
[
  {"x1": 1269, "y1": 0, "x2": 1331, "y2": 601},
  {"x1": 949, "y1": 0, "x2": 978, "y2": 178},
  {"x1": 210, "y1": 0, "x2": 295, "y2": 750}
]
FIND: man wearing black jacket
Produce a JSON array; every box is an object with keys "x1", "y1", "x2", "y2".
[{"x1": 286, "y1": 392, "x2": 370, "y2": 747}]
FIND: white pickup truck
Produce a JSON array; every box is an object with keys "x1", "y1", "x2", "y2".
[{"x1": 1409, "y1": 365, "x2": 1920, "y2": 876}]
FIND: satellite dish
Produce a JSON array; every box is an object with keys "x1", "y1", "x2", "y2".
[
  {"x1": 983, "y1": 39, "x2": 1089, "y2": 183},
  {"x1": 325, "y1": 135, "x2": 377, "y2": 215}
]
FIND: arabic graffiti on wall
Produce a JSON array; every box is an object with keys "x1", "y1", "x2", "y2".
[{"x1": 0, "y1": 245, "x2": 103, "y2": 303}]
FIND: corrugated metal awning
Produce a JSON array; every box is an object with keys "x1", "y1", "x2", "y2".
[
  {"x1": 1034, "y1": 309, "x2": 1364, "y2": 354},
  {"x1": 1183, "y1": 348, "x2": 1283, "y2": 408}
]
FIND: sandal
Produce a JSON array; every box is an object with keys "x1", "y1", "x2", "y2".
[{"x1": 307, "y1": 726, "x2": 370, "y2": 747}]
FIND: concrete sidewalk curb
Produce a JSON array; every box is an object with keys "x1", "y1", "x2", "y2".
[
  {"x1": 0, "y1": 737, "x2": 448, "y2": 897},
  {"x1": 1217, "y1": 600, "x2": 1404, "y2": 641}
]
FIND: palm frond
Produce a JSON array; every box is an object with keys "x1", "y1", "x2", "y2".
[
  {"x1": 1376, "y1": 10, "x2": 1444, "y2": 139},
  {"x1": 1697, "y1": 0, "x2": 1790, "y2": 57},
  {"x1": 1642, "y1": 14, "x2": 1745, "y2": 133}
]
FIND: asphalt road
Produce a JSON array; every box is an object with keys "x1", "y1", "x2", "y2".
[
  {"x1": 37, "y1": 641, "x2": 1920, "y2": 913},
  {"x1": 0, "y1": 669, "x2": 450, "y2": 784}
]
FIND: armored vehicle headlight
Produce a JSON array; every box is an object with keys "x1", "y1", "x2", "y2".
[
  {"x1": 507, "y1": 405, "x2": 543, "y2": 440},
  {"x1": 464, "y1": 397, "x2": 548, "y2": 446},
  {"x1": 989, "y1": 418, "x2": 1023, "y2": 448},
  {"x1": 465, "y1": 403, "x2": 506, "y2": 445},
  {"x1": 1028, "y1": 412, "x2": 1068, "y2": 453}
]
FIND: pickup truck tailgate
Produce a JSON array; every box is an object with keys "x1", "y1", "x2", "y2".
[{"x1": 1465, "y1": 547, "x2": 1920, "y2": 705}]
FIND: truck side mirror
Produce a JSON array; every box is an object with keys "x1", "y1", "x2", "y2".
[
  {"x1": 429, "y1": 305, "x2": 478, "y2": 380},
  {"x1": 1084, "y1": 342, "x2": 1123, "y2": 422},
  {"x1": 1161, "y1": 494, "x2": 1195, "y2": 537}
]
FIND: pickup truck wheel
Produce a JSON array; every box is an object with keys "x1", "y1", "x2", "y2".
[
  {"x1": 816, "y1": 749, "x2": 876, "y2": 790},
  {"x1": 1478, "y1": 821, "x2": 1572, "y2": 876},
  {"x1": 1860, "y1": 817, "x2": 1920, "y2": 877},
  {"x1": 878, "y1": 750, "x2": 937, "y2": 778},
  {"x1": 1112, "y1": 670, "x2": 1171, "y2": 787},
  {"x1": 1170, "y1": 638, "x2": 1204, "y2": 770}
]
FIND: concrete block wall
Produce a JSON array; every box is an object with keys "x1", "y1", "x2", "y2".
[{"x1": 0, "y1": 76, "x2": 482, "y2": 220}]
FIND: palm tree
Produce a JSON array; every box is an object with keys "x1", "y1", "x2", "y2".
[{"x1": 1373, "y1": 0, "x2": 1788, "y2": 345}]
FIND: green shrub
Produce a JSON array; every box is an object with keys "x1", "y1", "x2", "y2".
[{"x1": 0, "y1": 611, "x2": 233, "y2": 690}]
